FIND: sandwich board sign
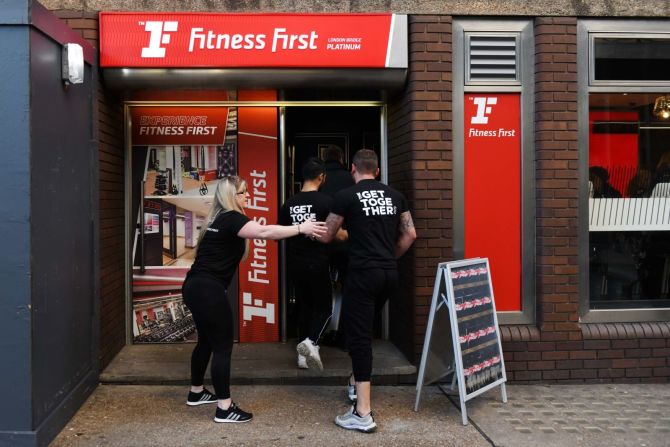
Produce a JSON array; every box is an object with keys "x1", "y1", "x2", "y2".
[{"x1": 414, "y1": 258, "x2": 507, "y2": 425}]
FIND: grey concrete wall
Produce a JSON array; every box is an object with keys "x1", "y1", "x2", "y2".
[{"x1": 41, "y1": 0, "x2": 670, "y2": 17}]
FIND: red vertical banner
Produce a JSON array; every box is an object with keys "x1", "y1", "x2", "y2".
[
  {"x1": 464, "y1": 93, "x2": 521, "y2": 311},
  {"x1": 237, "y1": 91, "x2": 279, "y2": 342}
]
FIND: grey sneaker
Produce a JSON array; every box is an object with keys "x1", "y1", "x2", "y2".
[
  {"x1": 297, "y1": 338, "x2": 323, "y2": 371},
  {"x1": 335, "y1": 405, "x2": 377, "y2": 433}
]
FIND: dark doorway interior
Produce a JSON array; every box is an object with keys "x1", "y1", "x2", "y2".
[
  {"x1": 285, "y1": 107, "x2": 380, "y2": 195},
  {"x1": 283, "y1": 106, "x2": 381, "y2": 340}
]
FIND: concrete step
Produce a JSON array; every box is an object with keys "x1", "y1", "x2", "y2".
[{"x1": 101, "y1": 339, "x2": 417, "y2": 385}]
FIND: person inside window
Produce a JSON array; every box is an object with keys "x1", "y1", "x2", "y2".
[{"x1": 589, "y1": 166, "x2": 621, "y2": 198}]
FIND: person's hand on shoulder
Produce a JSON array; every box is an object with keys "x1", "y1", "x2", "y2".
[{"x1": 300, "y1": 220, "x2": 327, "y2": 240}]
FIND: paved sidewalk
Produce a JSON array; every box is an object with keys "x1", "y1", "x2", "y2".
[
  {"x1": 465, "y1": 383, "x2": 670, "y2": 447},
  {"x1": 50, "y1": 383, "x2": 670, "y2": 447},
  {"x1": 50, "y1": 385, "x2": 488, "y2": 447}
]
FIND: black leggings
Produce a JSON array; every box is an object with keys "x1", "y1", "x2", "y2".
[
  {"x1": 342, "y1": 268, "x2": 398, "y2": 382},
  {"x1": 182, "y1": 274, "x2": 233, "y2": 400},
  {"x1": 291, "y1": 263, "x2": 332, "y2": 343}
]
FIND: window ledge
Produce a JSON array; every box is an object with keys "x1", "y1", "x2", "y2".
[
  {"x1": 500, "y1": 325, "x2": 541, "y2": 342},
  {"x1": 582, "y1": 322, "x2": 670, "y2": 339}
]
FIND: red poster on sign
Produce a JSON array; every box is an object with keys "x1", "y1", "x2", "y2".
[
  {"x1": 130, "y1": 106, "x2": 229, "y2": 146},
  {"x1": 237, "y1": 91, "x2": 279, "y2": 342},
  {"x1": 464, "y1": 94, "x2": 521, "y2": 311},
  {"x1": 100, "y1": 13, "x2": 402, "y2": 68}
]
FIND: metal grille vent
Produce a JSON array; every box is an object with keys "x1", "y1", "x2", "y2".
[{"x1": 467, "y1": 34, "x2": 519, "y2": 83}]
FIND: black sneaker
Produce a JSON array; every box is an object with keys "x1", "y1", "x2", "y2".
[
  {"x1": 186, "y1": 388, "x2": 217, "y2": 406},
  {"x1": 214, "y1": 403, "x2": 253, "y2": 423}
]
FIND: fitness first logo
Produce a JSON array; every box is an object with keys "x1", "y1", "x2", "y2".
[
  {"x1": 467, "y1": 96, "x2": 516, "y2": 138},
  {"x1": 470, "y1": 97, "x2": 498, "y2": 125},
  {"x1": 140, "y1": 21, "x2": 178, "y2": 58}
]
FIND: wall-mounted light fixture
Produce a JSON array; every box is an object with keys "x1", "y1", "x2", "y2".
[
  {"x1": 653, "y1": 95, "x2": 670, "y2": 120},
  {"x1": 61, "y1": 43, "x2": 84, "y2": 85}
]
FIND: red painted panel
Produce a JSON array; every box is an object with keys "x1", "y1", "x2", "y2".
[
  {"x1": 237, "y1": 91, "x2": 279, "y2": 342},
  {"x1": 464, "y1": 94, "x2": 521, "y2": 311}
]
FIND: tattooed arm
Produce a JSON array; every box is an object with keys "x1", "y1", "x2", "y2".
[
  {"x1": 395, "y1": 211, "x2": 417, "y2": 258},
  {"x1": 320, "y1": 212, "x2": 345, "y2": 244}
]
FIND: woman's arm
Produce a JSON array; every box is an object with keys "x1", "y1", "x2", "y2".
[{"x1": 237, "y1": 219, "x2": 326, "y2": 240}]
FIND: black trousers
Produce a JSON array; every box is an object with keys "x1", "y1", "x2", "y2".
[
  {"x1": 342, "y1": 268, "x2": 398, "y2": 382},
  {"x1": 290, "y1": 263, "x2": 332, "y2": 343},
  {"x1": 182, "y1": 274, "x2": 233, "y2": 400}
]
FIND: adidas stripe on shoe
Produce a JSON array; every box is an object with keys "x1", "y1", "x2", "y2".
[
  {"x1": 186, "y1": 388, "x2": 217, "y2": 406},
  {"x1": 214, "y1": 403, "x2": 253, "y2": 423}
]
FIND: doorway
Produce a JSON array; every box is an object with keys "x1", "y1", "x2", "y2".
[
  {"x1": 126, "y1": 101, "x2": 387, "y2": 344},
  {"x1": 282, "y1": 106, "x2": 382, "y2": 341}
]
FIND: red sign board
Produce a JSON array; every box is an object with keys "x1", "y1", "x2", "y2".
[
  {"x1": 130, "y1": 106, "x2": 229, "y2": 145},
  {"x1": 464, "y1": 94, "x2": 521, "y2": 312},
  {"x1": 100, "y1": 13, "x2": 403, "y2": 68},
  {"x1": 237, "y1": 91, "x2": 279, "y2": 342}
]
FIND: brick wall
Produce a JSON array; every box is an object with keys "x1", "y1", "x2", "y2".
[
  {"x1": 500, "y1": 17, "x2": 669, "y2": 383},
  {"x1": 388, "y1": 15, "x2": 453, "y2": 361},
  {"x1": 393, "y1": 15, "x2": 669, "y2": 383},
  {"x1": 53, "y1": 11, "x2": 126, "y2": 369},
  {"x1": 50, "y1": 9, "x2": 670, "y2": 382}
]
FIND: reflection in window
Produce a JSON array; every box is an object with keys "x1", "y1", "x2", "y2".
[{"x1": 588, "y1": 93, "x2": 670, "y2": 309}]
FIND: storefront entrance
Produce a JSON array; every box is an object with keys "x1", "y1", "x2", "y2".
[{"x1": 127, "y1": 100, "x2": 385, "y2": 345}]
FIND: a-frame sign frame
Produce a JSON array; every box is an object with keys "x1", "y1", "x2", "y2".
[{"x1": 415, "y1": 258, "x2": 507, "y2": 425}]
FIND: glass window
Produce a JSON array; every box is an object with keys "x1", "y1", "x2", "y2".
[
  {"x1": 588, "y1": 93, "x2": 670, "y2": 309},
  {"x1": 594, "y1": 37, "x2": 670, "y2": 81}
]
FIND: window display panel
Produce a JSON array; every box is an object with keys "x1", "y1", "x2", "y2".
[
  {"x1": 588, "y1": 93, "x2": 670, "y2": 309},
  {"x1": 130, "y1": 104, "x2": 238, "y2": 343}
]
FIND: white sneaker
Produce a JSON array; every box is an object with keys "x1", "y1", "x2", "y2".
[
  {"x1": 297, "y1": 354, "x2": 308, "y2": 369},
  {"x1": 296, "y1": 338, "x2": 323, "y2": 371}
]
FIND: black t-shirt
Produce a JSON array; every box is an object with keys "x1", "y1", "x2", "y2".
[
  {"x1": 188, "y1": 211, "x2": 250, "y2": 286},
  {"x1": 278, "y1": 191, "x2": 332, "y2": 267},
  {"x1": 321, "y1": 160, "x2": 355, "y2": 198},
  {"x1": 331, "y1": 179, "x2": 408, "y2": 270}
]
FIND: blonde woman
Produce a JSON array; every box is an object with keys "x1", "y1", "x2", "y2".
[{"x1": 182, "y1": 175, "x2": 326, "y2": 423}]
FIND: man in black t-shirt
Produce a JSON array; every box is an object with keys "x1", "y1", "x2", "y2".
[
  {"x1": 321, "y1": 149, "x2": 417, "y2": 433},
  {"x1": 279, "y1": 158, "x2": 336, "y2": 371},
  {"x1": 320, "y1": 145, "x2": 355, "y2": 347},
  {"x1": 321, "y1": 145, "x2": 354, "y2": 198}
]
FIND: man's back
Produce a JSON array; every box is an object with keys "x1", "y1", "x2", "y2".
[
  {"x1": 279, "y1": 191, "x2": 332, "y2": 267},
  {"x1": 331, "y1": 179, "x2": 407, "y2": 270}
]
